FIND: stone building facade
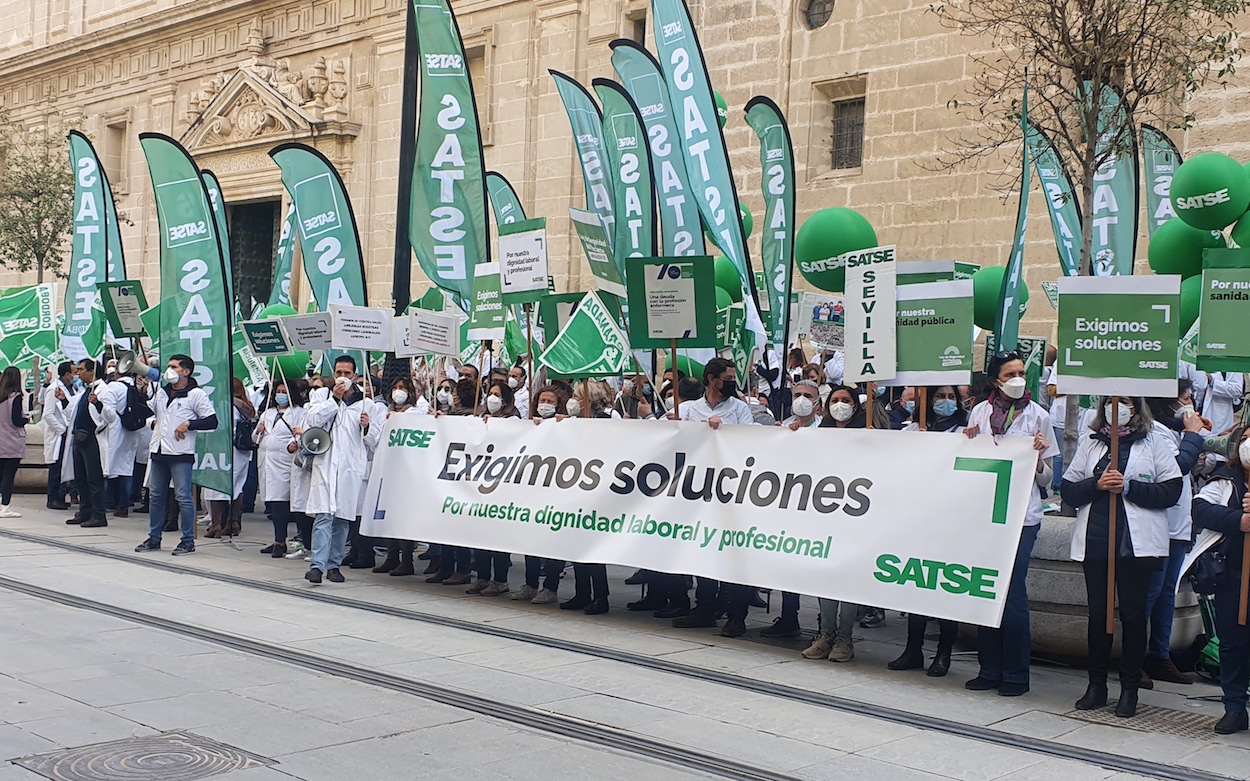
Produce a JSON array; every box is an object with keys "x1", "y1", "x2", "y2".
[{"x1": 2, "y1": 0, "x2": 1248, "y2": 340}]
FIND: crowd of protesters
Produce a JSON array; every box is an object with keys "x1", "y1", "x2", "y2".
[{"x1": 18, "y1": 345, "x2": 1250, "y2": 734}]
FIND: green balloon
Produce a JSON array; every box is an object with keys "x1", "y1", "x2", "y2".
[
  {"x1": 714, "y1": 91, "x2": 728, "y2": 128},
  {"x1": 259, "y1": 303, "x2": 297, "y2": 319},
  {"x1": 1170, "y1": 152, "x2": 1250, "y2": 231},
  {"x1": 794, "y1": 208, "x2": 877, "y2": 292},
  {"x1": 715, "y1": 286, "x2": 735, "y2": 311},
  {"x1": 1148, "y1": 218, "x2": 1226, "y2": 279},
  {"x1": 1180, "y1": 274, "x2": 1202, "y2": 334},
  {"x1": 972, "y1": 265, "x2": 1030, "y2": 332},
  {"x1": 268, "y1": 352, "x2": 311, "y2": 383},
  {"x1": 714, "y1": 257, "x2": 742, "y2": 301},
  {"x1": 1228, "y1": 210, "x2": 1250, "y2": 251},
  {"x1": 740, "y1": 204, "x2": 753, "y2": 238}
]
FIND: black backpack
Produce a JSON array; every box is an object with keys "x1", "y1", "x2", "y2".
[{"x1": 119, "y1": 382, "x2": 153, "y2": 431}]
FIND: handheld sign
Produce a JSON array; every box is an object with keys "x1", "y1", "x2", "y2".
[
  {"x1": 1056, "y1": 275, "x2": 1181, "y2": 396},
  {"x1": 240, "y1": 319, "x2": 293, "y2": 357},
  {"x1": 896, "y1": 259, "x2": 955, "y2": 286},
  {"x1": 885, "y1": 279, "x2": 973, "y2": 386},
  {"x1": 330, "y1": 305, "x2": 393, "y2": 352},
  {"x1": 538, "y1": 291, "x2": 629, "y2": 378},
  {"x1": 98, "y1": 280, "x2": 148, "y2": 338},
  {"x1": 797, "y1": 292, "x2": 845, "y2": 350},
  {"x1": 280, "y1": 312, "x2": 334, "y2": 352},
  {"x1": 625, "y1": 256, "x2": 718, "y2": 350},
  {"x1": 1197, "y1": 248, "x2": 1250, "y2": 373},
  {"x1": 844, "y1": 246, "x2": 898, "y2": 384},
  {"x1": 409, "y1": 309, "x2": 462, "y2": 357},
  {"x1": 498, "y1": 218, "x2": 550, "y2": 305},
  {"x1": 466, "y1": 262, "x2": 506, "y2": 341},
  {"x1": 570, "y1": 208, "x2": 626, "y2": 298}
]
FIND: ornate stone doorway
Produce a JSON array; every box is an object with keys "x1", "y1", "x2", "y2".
[{"x1": 227, "y1": 200, "x2": 281, "y2": 310}]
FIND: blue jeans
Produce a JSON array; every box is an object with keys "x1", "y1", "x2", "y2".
[
  {"x1": 977, "y1": 523, "x2": 1039, "y2": 684},
  {"x1": 1052, "y1": 426, "x2": 1064, "y2": 491},
  {"x1": 107, "y1": 475, "x2": 132, "y2": 510},
  {"x1": 312, "y1": 513, "x2": 349, "y2": 571},
  {"x1": 1145, "y1": 539, "x2": 1190, "y2": 660},
  {"x1": 147, "y1": 457, "x2": 195, "y2": 547}
]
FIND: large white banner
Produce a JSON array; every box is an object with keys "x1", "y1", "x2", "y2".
[{"x1": 363, "y1": 416, "x2": 1040, "y2": 626}]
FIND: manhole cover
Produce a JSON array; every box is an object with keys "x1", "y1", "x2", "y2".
[
  {"x1": 12, "y1": 731, "x2": 273, "y2": 781},
  {"x1": 1065, "y1": 703, "x2": 1219, "y2": 740}
]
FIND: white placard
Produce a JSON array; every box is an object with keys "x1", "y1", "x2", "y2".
[
  {"x1": 280, "y1": 312, "x2": 334, "y2": 352},
  {"x1": 409, "y1": 309, "x2": 462, "y2": 357},
  {"x1": 844, "y1": 246, "x2": 898, "y2": 384},
  {"x1": 331, "y1": 305, "x2": 394, "y2": 352},
  {"x1": 643, "y1": 259, "x2": 697, "y2": 339},
  {"x1": 392, "y1": 315, "x2": 418, "y2": 359},
  {"x1": 499, "y1": 226, "x2": 550, "y2": 297}
]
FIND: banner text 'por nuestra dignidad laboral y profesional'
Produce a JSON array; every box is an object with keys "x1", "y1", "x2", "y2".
[{"x1": 362, "y1": 416, "x2": 1040, "y2": 626}]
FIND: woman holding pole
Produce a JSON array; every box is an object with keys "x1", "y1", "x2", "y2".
[
  {"x1": 1062, "y1": 397, "x2": 1181, "y2": 718},
  {"x1": 962, "y1": 351, "x2": 1058, "y2": 697},
  {"x1": 1192, "y1": 427, "x2": 1250, "y2": 734}
]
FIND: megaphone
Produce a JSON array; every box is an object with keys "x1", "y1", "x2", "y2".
[
  {"x1": 1203, "y1": 426, "x2": 1246, "y2": 460},
  {"x1": 117, "y1": 351, "x2": 160, "y2": 383},
  {"x1": 300, "y1": 426, "x2": 333, "y2": 456}
]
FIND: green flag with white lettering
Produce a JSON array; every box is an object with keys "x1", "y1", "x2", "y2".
[
  {"x1": 409, "y1": 0, "x2": 490, "y2": 307},
  {"x1": 745, "y1": 97, "x2": 795, "y2": 346},
  {"x1": 63, "y1": 131, "x2": 115, "y2": 361},
  {"x1": 1141, "y1": 124, "x2": 1182, "y2": 237},
  {"x1": 139, "y1": 133, "x2": 233, "y2": 494},
  {"x1": 1090, "y1": 84, "x2": 1139, "y2": 276},
  {"x1": 201, "y1": 170, "x2": 234, "y2": 301},
  {"x1": 610, "y1": 39, "x2": 703, "y2": 257},
  {"x1": 538, "y1": 291, "x2": 629, "y2": 378},
  {"x1": 996, "y1": 84, "x2": 1029, "y2": 351},
  {"x1": 1028, "y1": 124, "x2": 1081, "y2": 277},
  {"x1": 594, "y1": 78, "x2": 656, "y2": 271},
  {"x1": 270, "y1": 144, "x2": 369, "y2": 314},
  {"x1": 485, "y1": 171, "x2": 527, "y2": 228},
  {"x1": 269, "y1": 203, "x2": 297, "y2": 307}
]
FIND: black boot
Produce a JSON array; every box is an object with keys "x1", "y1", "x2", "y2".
[
  {"x1": 927, "y1": 646, "x2": 952, "y2": 677},
  {"x1": 888, "y1": 645, "x2": 925, "y2": 671},
  {"x1": 1216, "y1": 710, "x2": 1249, "y2": 734},
  {"x1": 626, "y1": 592, "x2": 669, "y2": 611},
  {"x1": 1114, "y1": 686, "x2": 1138, "y2": 718},
  {"x1": 1075, "y1": 681, "x2": 1108, "y2": 711}
]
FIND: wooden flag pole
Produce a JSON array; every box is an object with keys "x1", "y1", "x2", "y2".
[
  {"x1": 582, "y1": 378, "x2": 591, "y2": 419},
  {"x1": 1106, "y1": 395, "x2": 1120, "y2": 636},
  {"x1": 918, "y1": 387, "x2": 927, "y2": 431},
  {"x1": 472, "y1": 342, "x2": 486, "y2": 417},
  {"x1": 525, "y1": 302, "x2": 535, "y2": 408},
  {"x1": 865, "y1": 385, "x2": 874, "y2": 430},
  {"x1": 1239, "y1": 536, "x2": 1250, "y2": 626},
  {"x1": 670, "y1": 338, "x2": 680, "y2": 418}
]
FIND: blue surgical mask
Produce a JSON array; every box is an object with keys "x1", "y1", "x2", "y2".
[
  {"x1": 934, "y1": 398, "x2": 958, "y2": 418},
  {"x1": 275, "y1": 393, "x2": 289, "y2": 408},
  {"x1": 874, "y1": 385, "x2": 886, "y2": 397},
  {"x1": 72, "y1": 377, "x2": 83, "y2": 391},
  {"x1": 904, "y1": 400, "x2": 915, "y2": 414}
]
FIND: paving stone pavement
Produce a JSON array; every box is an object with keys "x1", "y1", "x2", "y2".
[{"x1": 1, "y1": 496, "x2": 1248, "y2": 781}]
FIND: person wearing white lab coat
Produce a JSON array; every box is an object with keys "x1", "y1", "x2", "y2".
[
  {"x1": 1203, "y1": 372, "x2": 1245, "y2": 449},
  {"x1": 287, "y1": 381, "x2": 318, "y2": 560},
  {"x1": 41, "y1": 361, "x2": 74, "y2": 510},
  {"x1": 63, "y1": 359, "x2": 117, "y2": 528},
  {"x1": 99, "y1": 372, "x2": 141, "y2": 516},
  {"x1": 1061, "y1": 397, "x2": 1183, "y2": 719},
  {"x1": 202, "y1": 377, "x2": 256, "y2": 538},
  {"x1": 255, "y1": 381, "x2": 304, "y2": 558},
  {"x1": 342, "y1": 389, "x2": 386, "y2": 570},
  {"x1": 303, "y1": 356, "x2": 371, "y2": 584}
]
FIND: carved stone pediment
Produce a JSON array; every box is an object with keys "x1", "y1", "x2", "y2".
[{"x1": 184, "y1": 68, "x2": 343, "y2": 152}]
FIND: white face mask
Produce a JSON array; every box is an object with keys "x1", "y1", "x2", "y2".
[
  {"x1": 1175, "y1": 404, "x2": 1195, "y2": 420},
  {"x1": 566, "y1": 399, "x2": 582, "y2": 417},
  {"x1": 436, "y1": 389, "x2": 451, "y2": 405},
  {"x1": 1105, "y1": 402, "x2": 1133, "y2": 424},
  {"x1": 164, "y1": 367, "x2": 181, "y2": 385},
  {"x1": 830, "y1": 401, "x2": 854, "y2": 422},
  {"x1": 1240, "y1": 439, "x2": 1250, "y2": 465},
  {"x1": 391, "y1": 390, "x2": 409, "y2": 406},
  {"x1": 507, "y1": 377, "x2": 519, "y2": 389},
  {"x1": 486, "y1": 395, "x2": 503, "y2": 414},
  {"x1": 622, "y1": 379, "x2": 635, "y2": 394},
  {"x1": 792, "y1": 396, "x2": 815, "y2": 418},
  {"x1": 999, "y1": 376, "x2": 1027, "y2": 399},
  {"x1": 537, "y1": 403, "x2": 557, "y2": 419}
]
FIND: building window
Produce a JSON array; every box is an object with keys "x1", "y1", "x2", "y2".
[
  {"x1": 803, "y1": 0, "x2": 834, "y2": 29},
  {"x1": 631, "y1": 16, "x2": 646, "y2": 45},
  {"x1": 464, "y1": 35, "x2": 493, "y2": 146},
  {"x1": 99, "y1": 113, "x2": 129, "y2": 194},
  {"x1": 831, "y1": 97, "x2": 864, "y2": 170}
]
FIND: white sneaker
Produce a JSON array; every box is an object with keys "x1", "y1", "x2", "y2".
[
  {"x1": 511, "y1": 585, "x2": 538, "y2": 601},
  {"x1": 531, "y1": 588, "x2": 559, "y2": 604},
  {"x1": 303, "y1": 552, "x2": 313, "y2": 561},
  {"x1": 285, "y1": 544, "x2": 306, "y2": 559},
  {"x1": 0, "y1": 505, "x2": 21, "y2": 518}
]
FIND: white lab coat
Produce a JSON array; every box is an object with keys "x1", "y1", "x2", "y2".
[
  {"x1": 356, "y1": 398, "x2": 387, "y2": 518},
  {"x1": 1064, "y1": 428, "x2": 1182, "y2": 561},
  {"x1": 255, "y1": 405, "x2": 303, "y2": 504},
  {"x1": 1152, "y1": 419, "x2": 1199, "y2": 542},
  {"x1": 289, "y1": 405, "x2": 313, "y2": 515},
  {"x1": 1202, "y1": 372, "x2": 1244, "y2": 439},
  {"x1": 202, "y1": 406, "x2": 254, "y2": 501},
  {"x1": 40, "y1": 381, "x2": 69, "y2": 464},
  {"x1": 966, "y1": 399, "x2": 1059, "y2": 526},
  {"x1": 304, "y1": 387, "x2": 367, "y2": 519},
  {"x1": 99, "y1": 378, "x2": 140, "y2": 478},
  {"x1": 61, "y1": 380, "x2": 117, "y2": 482}
]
